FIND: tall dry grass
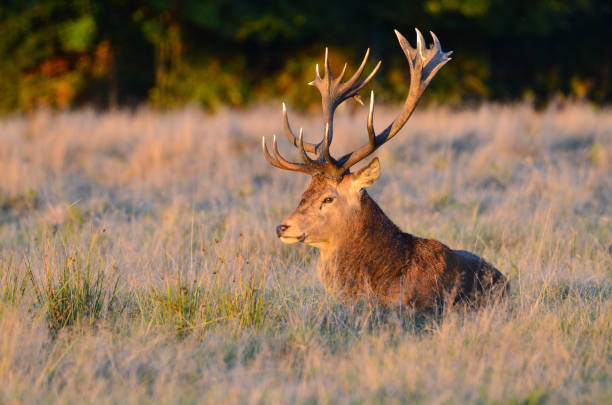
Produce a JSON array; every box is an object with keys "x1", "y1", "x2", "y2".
[{"x1": 0, "y1": 103, "x2": 610, "y2": 404}]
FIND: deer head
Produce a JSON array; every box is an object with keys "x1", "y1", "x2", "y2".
[{"x1": 262, "y1": 29, "x2": 451, "y2": 251}]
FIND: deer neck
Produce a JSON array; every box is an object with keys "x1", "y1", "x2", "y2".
[
  {"x1": 315, "y1": 191, "x2": 407, "y2": 296},
  {"x1": 319, "y1": 191, "x2": 405, "y2": 261}
]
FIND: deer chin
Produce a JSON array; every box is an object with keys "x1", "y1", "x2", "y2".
[{"x1": 279, "y1": 233, "x2": 306, "y2": 244}]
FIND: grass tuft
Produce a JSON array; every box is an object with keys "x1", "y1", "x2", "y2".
[
  {"x1": 144, "y1": 270, "x2": 270, "y2": 336},
  {"x1": 28, "y1": 236, "x2": 119, "y2": 334}
]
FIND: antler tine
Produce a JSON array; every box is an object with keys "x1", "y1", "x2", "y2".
[
  {"x1": 273, "y1": 135, "x2": 318, "y2": 174},
  {"x1": 262, "y1": 135, "x2": 315, "y2": 175},
  {"x1": 261, "y1": 136, "x2": 284, "y2": 169},
  {"x1": 343, "y1": 49, "x2": 370, "y2": 90},
  {"x1": 334, "y1": 63, "x2": 348, "y2": 85},
  {"x1": 336, "y1": 29, "x2": 451, "y2": 173},
  {"x1": 298, "y1": 128, "x2": 329, "y2": 172},
  {"x1": 367, "y1": 91, "x2": 376, "y2": 143},
  {"x1": 322, "y1": 122, "x2": 336, "y2": 167},
  {"x1": 300, "y1": 125, "x2": 342, "y2": 178},
  {"x1": 420, "y1": 30, "x2": 453, "y2": 86},
  {"x1": 345, "y1": 59, "x2": 382, "y2": 97},
  {"x1": 324, "y1": 47, "x2": 332, "y2": 81},
  {"x1": 282, "y1": 103, "x2": 317, "y2": 153},
  {"x1": 336, "y1": 92, "x2": 377, "y2": 169}
]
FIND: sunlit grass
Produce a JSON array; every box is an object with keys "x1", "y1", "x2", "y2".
[
  {"x1": 27, "y1": 235, "x2": 119, "y2": 333},
  {"x1": 0, "y1": 255, "x2": 27, "y2": 306},
  {"x1": 140, "y1": 268, "x2": 270, "y2": 336},
  {"x1": 0, "y1": 103, "x2": 609, "y2": 404}
]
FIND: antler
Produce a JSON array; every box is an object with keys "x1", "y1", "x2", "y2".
[
  {"x1": 262, "y1": 46, "x2": 381, "y2": 179},
  {"x1": 309, "y1": 47, "x2": 382, "y2": 150},
  {"x1": 262, "y1": 29, "x2": 451, "y2": 180},
  {"x1": 334, "y1": 29, "x2": 452, "y2": 173}
]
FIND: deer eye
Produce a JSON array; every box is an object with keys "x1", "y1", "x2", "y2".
[{"x1": 322, "y1": 197, "x2": 335, "y2": 204}]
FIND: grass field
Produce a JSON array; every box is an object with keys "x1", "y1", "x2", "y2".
[{"x1": 0, "y1": 103, "x2": 610, "y2": 404}]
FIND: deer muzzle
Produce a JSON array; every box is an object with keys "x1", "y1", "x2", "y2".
[{"x1": 276, "y1": 224, "x2": 305, "y2": 244}]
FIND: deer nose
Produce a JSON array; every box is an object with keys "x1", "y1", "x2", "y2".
[{"x1": 276, "y1": 224, "x2": 289, "y2": 237}]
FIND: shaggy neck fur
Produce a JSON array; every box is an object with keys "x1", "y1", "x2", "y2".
[{"x1": 317, "y1": 190, "x2": 412, "y2": 300}]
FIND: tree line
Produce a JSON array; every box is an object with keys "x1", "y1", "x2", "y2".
[{"x1": 1, "y1": 0, "x2": 610, "y2": 113}]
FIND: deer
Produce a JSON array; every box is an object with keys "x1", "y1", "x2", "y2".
[{"x1": 262, "y1": 29, "x2": 509, "y2": 310}]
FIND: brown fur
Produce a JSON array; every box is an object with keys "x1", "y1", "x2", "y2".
[
  {"x1": 279, "y1": 170, "x2": 509, "y2": 310},
  {"x1": 267, "y1": 29, "x2": 483, "y2": 309}
]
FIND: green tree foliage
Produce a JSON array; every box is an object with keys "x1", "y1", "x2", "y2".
[{"x1": 0, "y1": 0, "x2": 610, "y2": 112}]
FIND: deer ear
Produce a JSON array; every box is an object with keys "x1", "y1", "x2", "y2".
[{"x1": 351, "y1": 157, "x2": 380, "y2": 192}]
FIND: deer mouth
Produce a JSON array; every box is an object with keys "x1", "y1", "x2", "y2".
[{"x1": 279, "y1": 233, "x2": 306, "y2": 244}]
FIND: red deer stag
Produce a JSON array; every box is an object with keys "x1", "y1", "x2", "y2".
[{"x1": 262, "y1": 29, "x2": 509, "y2": 309}]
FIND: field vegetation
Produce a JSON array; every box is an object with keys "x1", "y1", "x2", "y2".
[{"x1": 0, "y1": 103, "x2": 610, "y2": 403}]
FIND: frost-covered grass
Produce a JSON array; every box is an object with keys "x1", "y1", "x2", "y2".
[{"x1": 0, "y1": 103, "x2": 610, "y2": 404}]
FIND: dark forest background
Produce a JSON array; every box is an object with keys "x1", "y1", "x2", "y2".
[{"x1": 1, "y1": 0, "x2": 610, "y2": 113}]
